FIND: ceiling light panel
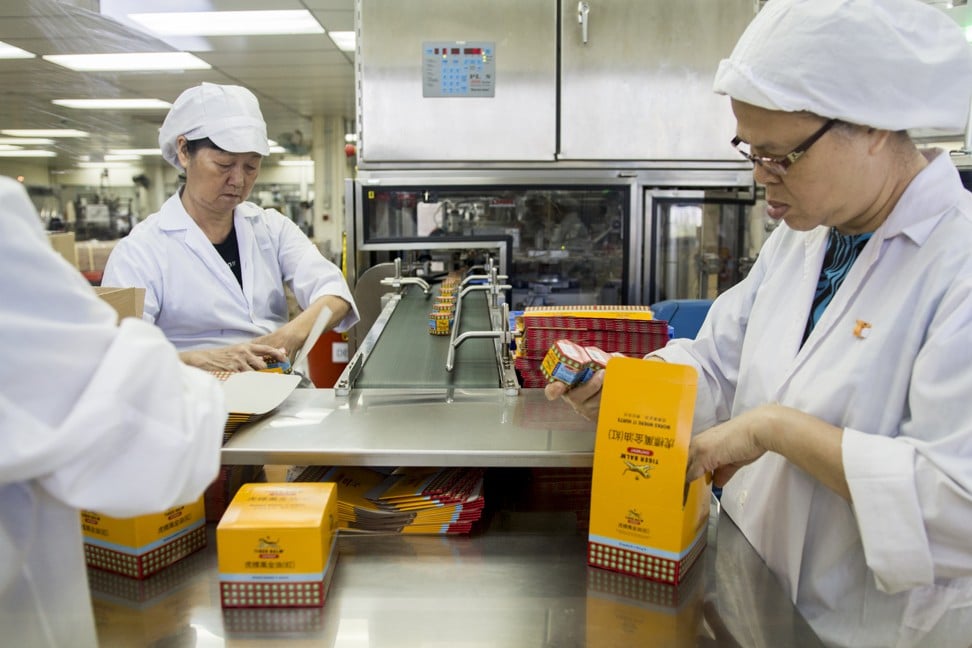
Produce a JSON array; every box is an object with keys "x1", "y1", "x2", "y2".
[
  {"x1": 0, "y1": 40, "x2": 35, "y2": 59},
  {"x1": 2, "y1": 129, "x2": 89, "y2": 138},
  {"x1": 52, "y1": 99, "x2": 172, "y2": 110},
  {"x1": 0, "y1": 150, "x2": 57, "y2": 157},
  {"x1": 128, "y1": 10, "x2": 325, "y2": 36},
  {"x1": 43, "y1": 52, "x2": 211, "y2": 72}
]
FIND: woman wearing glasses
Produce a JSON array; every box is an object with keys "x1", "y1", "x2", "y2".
[{"x1": 550, "y1": 0, "x2": 972, "y2": 644}]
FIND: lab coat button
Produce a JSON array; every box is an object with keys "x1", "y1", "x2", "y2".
[{"x1": 737, "y1": 490, "x2": 748, "y2": 507}]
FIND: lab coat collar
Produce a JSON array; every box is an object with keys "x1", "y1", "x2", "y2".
[
  {"x1": 156, "y1": 188, "x2": 263, "y2": 232},
  {"x1": 156, "y1": 190, "x2": 261, "y2": 306},
  {"x1": 875, "y1": 149, "x2": 963, "y2": 247}
]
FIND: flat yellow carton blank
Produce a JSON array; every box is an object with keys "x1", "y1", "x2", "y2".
[
  {"x1": 588, "y1": 358, "x2": 710, "y2": 584},
  {"x1": 217, "y1": 483, "x2": 338, "y2": 608},
  {"x1": 80, "y1": 497, "x2": 207, "y2": 580}
]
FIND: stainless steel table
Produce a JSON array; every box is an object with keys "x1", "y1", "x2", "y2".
[
  {"x1": 90, "y1": 510, "x2": 825, "y2": 647},
  {"x1": 221, "y1": 388, "x2": 598, "y2": 468}
]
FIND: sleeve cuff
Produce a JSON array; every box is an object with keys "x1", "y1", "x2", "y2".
[{"x1": 844, "y1": 427, "x2": 934, "y2": 593}]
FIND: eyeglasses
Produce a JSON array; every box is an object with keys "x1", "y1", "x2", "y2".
[{"x1": 731, "y1": 119, "x2": 837, "y2": 176}]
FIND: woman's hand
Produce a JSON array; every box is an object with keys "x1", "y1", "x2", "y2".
[
  {"x1": 253, "y1": 324, "x2": 302, "y2": 361},
  {"x1": 686, "y1": 406, "x2": 772, "y2": 487},
  {"x1": 544, "y1": 369, "x2": 606, "y2": 421},
  {"x1": 180, "y1": 343, "x2": 288, "y2": 372}
]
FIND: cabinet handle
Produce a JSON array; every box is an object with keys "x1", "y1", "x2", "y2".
[{"x1": 578, "y1": 1, "x2": 590, "y2": 44}]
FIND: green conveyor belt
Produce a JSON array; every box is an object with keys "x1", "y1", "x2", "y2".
[{"x1": 355, "y1": 285, "x2": 502, "y2": 388}]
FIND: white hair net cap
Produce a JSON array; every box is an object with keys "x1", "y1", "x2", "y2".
[
  {"x1": 158, "y1": 82, "x2": 269, "y2": 170},
  {"x1": 713, "y1": 0, "x2": 972, "y2": 133}
]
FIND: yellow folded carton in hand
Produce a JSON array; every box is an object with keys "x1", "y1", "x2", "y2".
[{"x1": 587, "y1": 357, "x2": 710, "y2": 584}]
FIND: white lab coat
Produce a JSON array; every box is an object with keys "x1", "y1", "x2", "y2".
[
  {"x1": 656, "y1": 150, "x2": 972, "y2": 647},
  {"x1": 0, "y1": 177, "x2": 227, "y2": 648},
  {"x1": 102, "y1": 192, "x2": 359, "y2": 350}
]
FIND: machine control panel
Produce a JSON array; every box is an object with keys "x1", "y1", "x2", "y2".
[{"x1": 422, "y1": 41, "x2": 495, "y2": 97}]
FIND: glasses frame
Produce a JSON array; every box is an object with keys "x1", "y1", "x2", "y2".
[{"x1": 731, "y1": 119, "x2": 837, "y2": 176}]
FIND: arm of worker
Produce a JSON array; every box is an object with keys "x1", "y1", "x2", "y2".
[
  {"x1": 0, "y1": 176, "x2": 226, "y2": 516},
  {"x1": 273, "y1": 213, "x2": 360, "y2": 337},
  {"x1": 685, "y1": 404, "x2": 849, "y2": 499},
  {"x1": 252, "y1": 294, "x2": 352, "y2": 359}
]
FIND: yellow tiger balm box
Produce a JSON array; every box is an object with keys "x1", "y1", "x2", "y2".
[
  {"x1": 587, "y1": 357, "x2": 710, "y2": 584},
  {"x1": 81, "y1": 496, "x2": 207, "y2": 580},
  {"x1": 217, "y1": 482, "x2": 339, "y2": 608}
]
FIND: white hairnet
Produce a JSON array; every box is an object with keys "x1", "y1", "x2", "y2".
[
  {"x1": 713, "y1": 0, "x2": 972, "y2": 133},
  {"x1": 159, "y1": 82, "x2": 270, "y2": 170}
]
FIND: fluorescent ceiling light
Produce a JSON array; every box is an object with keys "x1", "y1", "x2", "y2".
[
  {"x1": 129, "y1": 10, "x2": 324, "y2": 36},
  {"x1": 0, "y1": 137, "x2": 54, "y2": 145},
  {"x1": 53, "y1": 98, "x2": 171, "y2": 110},
  {"x1": 0, "y1": 145, "x2": 23, "y2": 151},
  {"x1": 77, "y1": 161, "x2": 135, "y2": 169},
  {"x1": 0, "y1": 150, "x2": 56, "y2": 157},
  {"x1": 105, "y1": 154, "x2": 141, "y2": 161},
  {"x1": 278, "y1": 160, "x2": 314, "y2": 167},
  {"x1": 109, "y1": 148, "x2": 162, "y2": 156},
  {"x1": 329, "y1": 31, "x2": 355, "y2": 52},
  {"x1": 0, "y1": 41, "x2": 35, "y2": 59},
  {"x1": 2, "y1": 129, "x2": 88, "y2": 138},
  {"x1": 268, "y1": 145, "x2": 286, "y2": 154},
  {"x1": 44, "y1": 52, "x2": 210, "y2": 72}
]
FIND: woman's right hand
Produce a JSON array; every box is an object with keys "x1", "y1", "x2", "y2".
[
  {"x1": 180, "y1": 343, "x2": 288, "y2": 372},
  {"x1": 544, "y1": 369, "x2": 606, "y2": 421}
]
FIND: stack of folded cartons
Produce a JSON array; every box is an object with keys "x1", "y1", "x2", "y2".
[
  {"x1": 296, "y1": 466, "x2": 486, "y2": 535},
  {"x1": 513, "y1": 305, "x2": 671, "y2": 387}
]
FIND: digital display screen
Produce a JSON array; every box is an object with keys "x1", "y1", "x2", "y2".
[{"x1": 463, "y1": 47, "x2": 482, "y2": 55}]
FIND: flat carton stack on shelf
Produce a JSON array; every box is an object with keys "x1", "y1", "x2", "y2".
[
  {"x1": 513, "y1": 305, "x2": 671, "y2": 388},
  {"x1": 296, "y1": 466, "x2": 486, "y2": 534}
]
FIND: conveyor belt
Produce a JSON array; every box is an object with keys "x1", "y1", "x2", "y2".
[{"x1": 355, "y1": 285, "x2": 502, "y2": 389}]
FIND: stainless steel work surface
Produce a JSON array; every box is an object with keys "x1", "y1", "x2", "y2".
[
  {"x1": 354, "y1": 287, "x2": 500, "y2": 389},
  {"x1": 91, "y1": 512, "x2": 825, "y2": 647},
  {"x1": 221, "y1": 388, "x2": 596, "y2": 467}
]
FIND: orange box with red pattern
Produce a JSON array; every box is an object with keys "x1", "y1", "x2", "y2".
[
  {"x1": 81, "y1": 497, "x2": 207, "y2": 580},
  {"x1": 588, "y1": 358, "x2": 710, "y2": 584},
  {"x1": 217, "y1": 483, "x2": 338, "y2": 608}
]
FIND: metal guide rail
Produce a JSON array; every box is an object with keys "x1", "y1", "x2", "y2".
[{"x1": 335, "y1": 272, "x2": 519, "y2": 396}]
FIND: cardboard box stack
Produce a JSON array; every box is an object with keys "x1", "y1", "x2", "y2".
[
  {"x1": 94, "y1": 286, "x2": 145, "y2": 322},
  {"x1": 513, "y1": 305, "x2": 671, "y2": 387},
  {"x1": 48, "y1": 231, "x2": 78, "y2": 268},
  {"x1": 81, "y1": 497, "x2": 207, "y2": 579},
  {"x1": 217, "y1": 483, "x2": 339, "y2": 608},
  {"x1": 587, "y1": 357, "x2": 710, "y2": 585}
]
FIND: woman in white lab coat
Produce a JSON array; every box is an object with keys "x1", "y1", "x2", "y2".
[
  {"x1": 550, "y1": 1, "x2": 972, "y2": 645},
  {"x1": 0, "y1": 176, "x2": 227, "y2": 647},
  {"x1": 103, "y1": 83, "x2": 359, "y2": 372}
]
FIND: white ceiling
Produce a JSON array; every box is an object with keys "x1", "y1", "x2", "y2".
[{"x1": 0, "y1": 0, "x2": 354, "y2": 166}]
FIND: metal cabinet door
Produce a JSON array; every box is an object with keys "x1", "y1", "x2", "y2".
[
  {"x1": 560, "y1": 0, "x2": 754, "y2": 160},
  {"x1": 358, "y1": 0, "x2": 557, "y2": 162}
]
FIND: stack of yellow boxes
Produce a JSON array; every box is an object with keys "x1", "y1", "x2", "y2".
[{"x1": 217, "y1": 482, "x2": 339, "y2": 608}]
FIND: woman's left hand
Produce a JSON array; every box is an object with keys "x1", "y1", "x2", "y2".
[{"x1": 686, "y1": 405, "x2": 777, "y2": 487}]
